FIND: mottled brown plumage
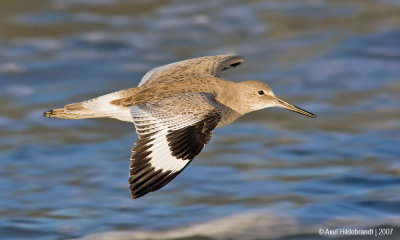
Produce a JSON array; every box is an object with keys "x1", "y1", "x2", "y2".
[
  {"x1": 43, "y1": 55, "x2": 315, "y2": 198},
  {"x1": 110, "y1": 55, "x2": 244, "y2": 107}
]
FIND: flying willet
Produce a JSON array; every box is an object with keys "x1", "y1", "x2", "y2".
[{"x1": 44, "y1": 55, "x2": 316, "y2": 198}]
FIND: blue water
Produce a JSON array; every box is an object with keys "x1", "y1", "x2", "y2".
[{"x1": 1, "y1": 0, "x2": 400, "y2": 239}]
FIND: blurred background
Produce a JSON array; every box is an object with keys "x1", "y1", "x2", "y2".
[{"x1": 1, "y1": 0, "x2": 400, "y2": 239}]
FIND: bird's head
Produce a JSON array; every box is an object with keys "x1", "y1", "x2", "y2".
[{"x1": 237, "y1": 81, "x2": 316, "y2": 118}]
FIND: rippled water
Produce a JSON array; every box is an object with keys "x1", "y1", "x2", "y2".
[{"x1": 1, "y1": 0, "x2": 400, "y2": 239}]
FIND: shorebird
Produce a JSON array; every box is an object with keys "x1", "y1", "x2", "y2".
[{"x1": 44, "y1": 55, "x2": 316, "y2": 199}]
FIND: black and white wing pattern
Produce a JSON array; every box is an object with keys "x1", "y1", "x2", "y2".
[{"x1": 129, "y1": 93, "x2": 223, "y2": 198}]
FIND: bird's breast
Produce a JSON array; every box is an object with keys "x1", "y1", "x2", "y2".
[{"x1": 216, "y1": 106, "x2": 241, "y2": 127}]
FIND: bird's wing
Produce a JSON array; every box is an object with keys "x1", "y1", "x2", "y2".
[
  {"x1": 138, "y1": 55, "x2": 244, "y2": 87},
  {"x1": 129, "y1": 93, "x2": 223, "y2": 198}
]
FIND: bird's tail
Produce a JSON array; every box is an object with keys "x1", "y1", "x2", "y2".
[
  {"x1": 43, "y1": 102, "x2": 100, "y2": 120},
  {"x1": 43, "y1": 90, "x2": 133, "y2": 121}
]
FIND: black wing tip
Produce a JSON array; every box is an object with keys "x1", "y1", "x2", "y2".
[
  {"x1": 131, "y1": 188, "x2": 150, "y2": 199},
  {"x1": 131, "y1": 192, "x2": 144, "y2": 199},
  {"x1": 230, "y1": 62, "x2": 242, "y2": 67},
  {"x1": 129, "y1": 169, "x2": 181, "y2": 199},
  {"x1": 220, "y1": 55, "x2": 244, "y2": 70}
]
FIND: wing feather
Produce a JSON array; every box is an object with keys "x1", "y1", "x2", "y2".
[
  {"x1": 138, "y1": 55, "x2": 244, "y2": 87},
  {"x1": 129, "y1": 93, "x2": 223, "y2": 198}
]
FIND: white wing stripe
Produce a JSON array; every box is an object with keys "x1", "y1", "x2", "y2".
[{"x1": 146, "y1": 129, "x2": 189, "y2": 173}]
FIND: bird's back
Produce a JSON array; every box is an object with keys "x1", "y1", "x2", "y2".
[
  {"x1": 110, "y1": 74, "x2": 224, "y2": 107},
  {"x1": 110, "y1": 55, "x2": 244, "y2": 107}
]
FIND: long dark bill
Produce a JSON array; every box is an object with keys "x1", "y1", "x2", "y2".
[{"x1": 277, "y1": 99, "x2": 316, "y2": 118}]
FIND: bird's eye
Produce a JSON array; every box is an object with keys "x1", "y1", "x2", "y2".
[{"x1": 257, "y1": 90, "x2": 264, "y2": 95}]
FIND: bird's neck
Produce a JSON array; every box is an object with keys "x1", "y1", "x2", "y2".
[{"x1": 214, "y1": 80, "x2": 248, "y2": 115}]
